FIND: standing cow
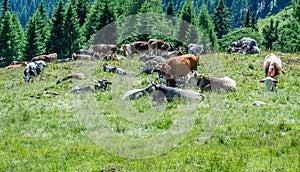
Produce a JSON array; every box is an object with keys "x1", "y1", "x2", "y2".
[
  {"x1": 24, "y1": 60, "x2": 46, "y2": 83},
  {"x1": 155, "y1": 54, "x2": 198, "y2": 88},
  {"x1": 121, "y1": 41, "x2": 149, "y2": 58},
  {"x1": 259, "y1": 53, "x2": 285, "y2": 91}
]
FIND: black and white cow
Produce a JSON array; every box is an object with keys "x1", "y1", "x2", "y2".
[{"x1": 23, "y1": 60, "x2": 46, "y2": 83}]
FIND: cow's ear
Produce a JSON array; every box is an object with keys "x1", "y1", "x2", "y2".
[
  {"x1": 272, "y1": 80, "x2": 279, "y2": 83},
  {"x1": 259, "y1": 79, "x2": 265, "y2": 83}
]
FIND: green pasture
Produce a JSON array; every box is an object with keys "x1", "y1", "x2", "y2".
[{"x1": 0, "y1": 52, "x2": 299, "y2": 171}]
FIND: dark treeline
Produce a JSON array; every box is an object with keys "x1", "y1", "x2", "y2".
[
  {"x1": 0, "y1": 0, "x2": 299, "y2": 67},
  {"x1": 0, "y1": 0, "x2": 292, "y2": 28}
]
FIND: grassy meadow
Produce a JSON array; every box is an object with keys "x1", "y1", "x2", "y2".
[{"x1": 0, "y1": 52, "x2": 299, "y2": 171}]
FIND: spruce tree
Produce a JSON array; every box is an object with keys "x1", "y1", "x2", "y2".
[
  {"x1": 166, "y1": 0, "x2": 175, "y2": 16},
  {"x1": 213, "y1": 0, "x2": 231, "y2": 39},
  {"x1": 179, "y1": 0, "x2": 196, "y2": 24},
  {"x1": 198, "y1": 3, "x2": 210, "y2": 30},
  {"x1": 0, "y1": 11, "x2": 25, "y2": 66},
  {"x1": 0, "y1": 0, "x2": 9, "y2": 20},
  {"x1": 83, "y1": 0, "x2": 115, "y2": 43},
  {"x1": 75, "y1": 0, "x2": 90, "y2": 26},
  {"x1": 292, "y1": 0, "x2": 300, "y2": 20},
  {"x1": 24, "y1": 1, "x2": 50, "y2": 60},
  {"x1": 243, "y1": 8, "x2": 250, "y2": 27},
  {"x1": 47, "y1": 0, "x2": 65, "y2": 57},
  {"x1": 262, "y1": 18, "x2": 279, "y2": 50},
  {"x1": 63, "y1": 0, "x2": 83, "y2": 57},
  {"x1": 251, "y1": 12, "x2": 258, "y2": 31}
]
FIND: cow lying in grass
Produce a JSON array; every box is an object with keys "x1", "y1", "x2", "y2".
[
  {"x1": 5, "y1": 61, "x2": 27, "y2": 69},
  {"x1": 72, "y1": 79, "x2": 112, "y2": 93},
  {"x1": 103, "y1": 63, "x2": 126, "y2": 75},
  {"x1": 72, "y1": 53, "x2": 92, "y2": 61},
  {"x1": 56, "y1": 73, "x2": 86, "y2": 84},
  {"x1": 31, "y1": 53, "x2": 57, "y2": 62},
  {"x1": 152, "y1": 82, "x2": 205, "y2": 102},
  {"x1": 259, "y1": 53, "x2": 285, "y2": 91},
  {"x1": 196, "y1": 74, "x2": 236, "y2": 93},
  {"x1": 123, "y1": 84, "x2": 155, "y2": 100},
  {"x1": 23, "y1": 60, "x2": 46, "y2": 83}
]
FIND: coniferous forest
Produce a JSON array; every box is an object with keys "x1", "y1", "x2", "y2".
[{"x1": 0, "y1": 0, "x2": 299, "y2": 66}]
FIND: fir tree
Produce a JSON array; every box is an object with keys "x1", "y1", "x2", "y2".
[
  {"x1": 166, "y1": 0, "x2": 175, "y2": 16},
  {"x1": 292, "y1": 0, "x2": 300, "y2": 20},
  {"x1": 243, "y1": 8, "x2": 250, "y2": 27},
  {"x1": 63, "y1": 0, "x2": 83, "y2": 57},
  {"x1": 213, "y1": 0, "x2": 231, "y2": 39},
  {"x1": 251, "y1": 12, "x2": 258, "y2": 31},
  {"x1": 47, "y1": 0, "x2": 65, "y2": 57},
  {"x1": 0, "y1": 11, "x2": 25, "y2": 66},
  {"x1": 262, "y1": 18, "x2": 279, "y2": 50},
  {"x1": 0, "y1": 0, "x2": 9, "y2": 20},
  {"x1": 24, "y1": 1, "x2": 50, "y2": 60},
  {"x1": 75, "y1": 0, "x2": 90, "y2": 26},
  {"x1": 139, "y1": 0, "x2": 163, "y2": 13},
  {"x1": 179, "y1": 0, "x2": 196, "y2": 24}
]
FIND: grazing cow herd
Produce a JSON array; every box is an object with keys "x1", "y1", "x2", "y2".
[{"x1": 0, "y1": 37, "x2": 286, "y2": 105}]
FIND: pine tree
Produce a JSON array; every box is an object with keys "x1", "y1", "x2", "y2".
[
  {"x1": 83, "y1": 0, "x2": 115, "y2": 43},
  {"x1": 292, "y1": 0, "x2": 300, "y2": 20},
  {"x1": 139, "y1": 0, "x2": 163, "y2": 13},
  {"x1": 47, "y1": 0, "x2": 65, "y2": 57},
  {"x1": 166, "y1": 0, "x2": 175, "y2": 16},
  {"x1": 251, "y1": 12, "x2": 258, "y2": 31},
  {"x1": 198, "y1": 3, "x2": 210, "y2": 30},
  {"x1": 262, "y1": 18, "x2": 279, "y2": 50},
  {"x1": 0, "y1": 0, "x2": 9, "y2": 20},
  {"x1": 179, "y1": 0, "x2": 196, "y2": 24},
  {"x1": 24, "y1": 1, "x2": 50, "y2": 60},
  {"x1": 75, "y1": 0, "x2": 90, "y2": 26},
  {"x1": 243, "y1": 8, "x2": 250, "y2": 27},
  {"x1": 0, "y1": 11, "x2": 25, "y2": 66},
  {"x1": 11, "y1": 13, "x2": 26, "y2": 61},
  {"x1": 197, "y1": 3, "x2": 218, "y2": 50},
  {"x1": 62, "y1": 0, "x2": 83, "y2": 57},
  {"x1": 213, "y1": 0, "x2": 231, "y2": 39}
]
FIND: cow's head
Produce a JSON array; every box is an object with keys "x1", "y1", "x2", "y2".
[
  {"x1": 259, "y1": 77, "x2": 278, "y2": 91},
  {"x1": 24, "y1": 68, "x2": 31, "y2": 83}
]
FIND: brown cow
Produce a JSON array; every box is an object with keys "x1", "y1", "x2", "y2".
[
  {"x1": 5, "y1": 62, "x2": 27, "y2": 69},
  {"x1": 121, "y1": 41, "x2": 149, "y2": 58},
  {"x1": 72, "y1": 53, "x2": 92, "y2": 61},
  {"x1": 148, "y1": 39, "x2": 172, "y2": 55},
  {"x1": 259, "y1": 53, "x2": 286, "y2": 91},
  {"x1": 89, "y1": 44, "x2": 117, "y2": 59},
  {"x1": 31, "y1": 53, "x2": 57, "y2": 62},
  {"x1": 155, "y1": 54, "x2": 198, "y2": 88}
]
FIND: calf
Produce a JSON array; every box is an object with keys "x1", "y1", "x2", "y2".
[
  {"x1": 31, "y1": 53, "x2": 57, "y2": 62},
  {"x1": 24, "y1": 60, "x2": 46, "y2": 83},
  {"x1": 196, "y1": 74, "x2": 236, "y2": 93},
  {"x1": 72, "y1": 79, "x2": 112, "y2": 93},
  {"x1": 123, "y1": 84, "x2": 155, "y2": 100},
  {"x1": 259, "y1": 53, "x2": 285, "y2": 91},
  {"x1": 155, "y1": 54, "x2": 198, "y2": 87},
  {"x1": 152, "y1": 83, "x2": 205, "y2": 102}
]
